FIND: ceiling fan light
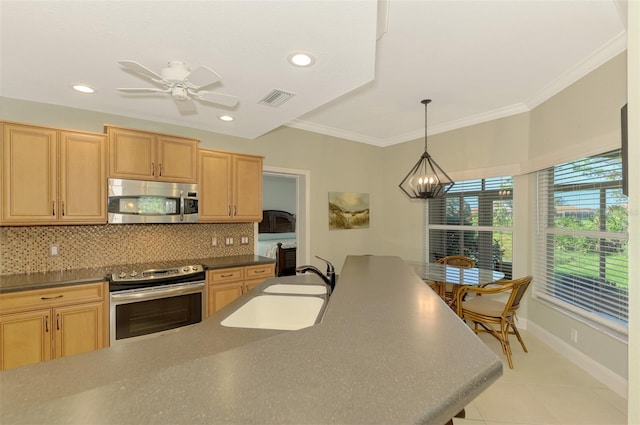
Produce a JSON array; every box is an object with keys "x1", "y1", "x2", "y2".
[{"x1": 72, "y1": 84, "x2": 95, "y2": 94}]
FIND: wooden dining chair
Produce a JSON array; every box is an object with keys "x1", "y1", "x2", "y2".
[
  {"x1": 455, "y1": 275, "x2": 533, "y2": 369},
  {"x1": 435, "y1": 255, "x2": 475, "y2": 305}
]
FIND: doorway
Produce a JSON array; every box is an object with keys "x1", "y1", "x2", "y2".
[{"x1": 258, "y1": 166, "x2": 310, "y2": 268}]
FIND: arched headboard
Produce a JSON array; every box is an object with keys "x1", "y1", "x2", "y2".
[{"x1": 259, "y1": 210, "x2": 296, "y2": 233}]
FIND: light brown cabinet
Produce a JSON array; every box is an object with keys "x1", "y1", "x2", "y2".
[
  {"x1": 0, "y1": 282, "x2": 107, "y2": 370},
  {"x1": 107, "y1": 126, "x2": 198, "y2": 183},
  {"x1": 198, "y1": 149, "x2": 263, "y2": 222},
  {"x1": 1, "y1": 122, "x2": 107, "y2": 225},
  {"x1": 206, "y1": 264, "x2": 275, "y2": 316}
]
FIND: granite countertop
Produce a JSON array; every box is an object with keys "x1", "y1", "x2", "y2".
[
  {"x1": 0, "y1": 255, "x2": 274, "y2": 293},
  {"x1": 0, "y1": 255, "x2": 502, "y2": 425}
]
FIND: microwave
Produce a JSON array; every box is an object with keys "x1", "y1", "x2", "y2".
[{"x1": 108, "y1": 178, "x2": 198, "y2": 224}]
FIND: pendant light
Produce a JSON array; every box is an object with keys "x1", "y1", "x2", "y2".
[{"x1": 399, "y1": 99, "x2": 454, "y2": 199}]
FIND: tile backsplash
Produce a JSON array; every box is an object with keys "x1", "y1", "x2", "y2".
[{"x1": 0, "y1": 223, "x2": 254, "y2": 275}]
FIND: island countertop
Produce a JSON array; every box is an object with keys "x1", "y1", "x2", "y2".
[{"x1": 0, "y1": 255, "x2": 502, "y2": 424}]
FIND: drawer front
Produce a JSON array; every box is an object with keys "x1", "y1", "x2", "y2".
[
  {"x1": 0, "y1": 282, "x2": 105, "y2": 314},
  {"x1": 208, "y1": 268, "x2": 243, "y2": 284},
  {"x1": 245, "y1": 264, "x2": 275, "y2": 280}
]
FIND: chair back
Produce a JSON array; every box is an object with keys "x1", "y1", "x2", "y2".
[
  {"x1": 504, "y1": 276, "x2": 533, "y2": 316},
  {"x1": 436, "y1": 255, "x2": 475, "y2": 268}
]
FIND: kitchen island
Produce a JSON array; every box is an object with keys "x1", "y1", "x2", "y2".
[{"x1": 0, "y1": 255, "x2": 502, "y2": 424}]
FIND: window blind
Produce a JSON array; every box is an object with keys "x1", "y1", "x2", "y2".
[
  {"x1": 533, "y1": 150, "x2": 629, "y2": 333},
  {"x1": 427, "y1": 176, "x2": 513, "y2": 278}
]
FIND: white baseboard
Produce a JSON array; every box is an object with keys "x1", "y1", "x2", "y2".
[{"x1": 526, "y1": 320, "x2": 628, "y2": 399}]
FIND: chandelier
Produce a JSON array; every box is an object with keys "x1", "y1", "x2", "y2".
[{"x1": 399, "y1": 99, "x2": 454, "y2": 199}]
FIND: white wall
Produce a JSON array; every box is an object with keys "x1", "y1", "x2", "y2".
[
  {"x1": 263, "y1": 174, "x2": 297, "y2": 214},
  {"x1": 626, "y1": 0, "x2": 639, "y2": 421}
]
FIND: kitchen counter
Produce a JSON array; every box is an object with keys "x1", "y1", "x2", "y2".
[
  {"x1": 0, "y1": 255, "x2": 274, "y2": 293},
  {"x1": 0, "y1": 255, "x2": 502, "y2": 425}
]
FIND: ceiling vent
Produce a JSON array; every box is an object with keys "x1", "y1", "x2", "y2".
[{"x1": 259, "y1": 89, "x2": 295, "y2": 107}]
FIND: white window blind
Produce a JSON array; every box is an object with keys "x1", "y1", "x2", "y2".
[
  {"x1": 427, "y1": 177, "x2": 513, "y2": 278},
  {"x1": 534, "y1": 150, "x2": 629, "y2": 334}
]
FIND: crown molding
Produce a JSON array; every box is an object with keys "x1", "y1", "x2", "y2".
[
  {"x1": 287, "y1": 32, "x2": 627, "y2": 148},
  {"x1": 524, "y1": 31, "x2": 627, "y2": 109}
]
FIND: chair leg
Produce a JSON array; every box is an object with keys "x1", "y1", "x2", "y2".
[
  {"x1": 510, "y1": 320, "x2": 528, "y2": 353},
  {"x1": 501, "y1": 321, "x2": 514, "y2": 369}
]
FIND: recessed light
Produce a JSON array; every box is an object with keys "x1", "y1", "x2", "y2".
[
  {"x1": 288, "y1": 52, "x2": 315, "y2": 67},
  {"x1": 73, "y1": 84, "x2": 95, "y2": 94},
  {"x1": 219, "y1": 115, "x2": 234, "y2": 122}
]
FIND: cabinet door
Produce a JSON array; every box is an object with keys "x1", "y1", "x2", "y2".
[
  {"x1": 207, "y1": 282, "x2": 243, "y2": 316},
  {"x1": 59, "y1": 131, "x2": 107, "y2": 223},
  {"x1": 0, "y1": 310, "x2": 51, "y2": 370},
  {"x1": 157, "y1": 135, "x2": 197, "y2": 183},
  {"x1": 53, "y1": 302, "x2": 104, "y2": 359},
  {"x1": 108, "y1": 127, "x2": 155, "y2": 179},
  {"x1": 1, "y1": 123, "x2": 57, "y2": 224},
  {"x1": 232, "y1": 154, "x2": 263, "y2": 222},
  {"x1": 198, "y1": 150, "x2": 233, "y2": 222}
]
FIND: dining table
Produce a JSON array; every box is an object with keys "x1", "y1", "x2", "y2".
[{"x1": 406, "y1": 261, "x2": 506, "y2": 307}]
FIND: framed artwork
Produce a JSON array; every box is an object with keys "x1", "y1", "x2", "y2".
[{"x1": 329, "y1": 192, "x2": 370, "y2": 230}]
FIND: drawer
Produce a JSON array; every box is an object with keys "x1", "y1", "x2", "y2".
[
  {"x1": 0, "y1": 282, "x2": 106, "y2": 314},
  {"x1": 245, "y1": 264, "x2": 275, "y2": 280},
  {"x1": 208, "y1": 267, "x2": 243, "y2": 284}
]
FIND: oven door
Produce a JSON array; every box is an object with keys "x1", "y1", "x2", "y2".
[{"x1": 110, "y1": 281, "x2": 205, "y2": 346}]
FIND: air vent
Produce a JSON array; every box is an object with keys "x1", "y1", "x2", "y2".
[{"x1": 258, "y1": 89, "x2": 295, "y2": 107}]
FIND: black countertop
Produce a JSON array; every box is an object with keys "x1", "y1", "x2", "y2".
[{"x1": 0, "y1": 255, "x2": 275, "y2": 293}]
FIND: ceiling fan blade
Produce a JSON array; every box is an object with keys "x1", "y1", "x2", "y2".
[
  {"x1": 117, "y1": 87, "x2": 168, "y2": 94},
  {"x1": 118, "y1": 60, "x2": 165, "y2": 84},
  {"x1": 197, "y1": 91, "x2": 239, "y2": 107},
  {"x1": 174, "y1": 98, "x2": 198, "y2": 115},
  {"x1": 186, "y1": 65, "x2": 221, "y2": 90}
]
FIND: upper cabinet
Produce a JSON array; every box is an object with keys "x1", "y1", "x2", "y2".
[
  {"x1": 198, "y1": 149, "x2": 263, "y2": 222},
  {"x1": 106, "y1": 126, "x2": 198, "y2": 183},
  {"x1": 1, "y1": 122, "x2": 107, "y2": 225}
]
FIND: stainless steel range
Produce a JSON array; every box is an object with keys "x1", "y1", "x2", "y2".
[{"x1": 109, "y1": 263, "x2": 206, "y2": 346}]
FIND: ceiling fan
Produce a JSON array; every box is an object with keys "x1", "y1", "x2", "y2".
[{"x1": 117, "y1": 60, "x2": 239, "y2": 113}]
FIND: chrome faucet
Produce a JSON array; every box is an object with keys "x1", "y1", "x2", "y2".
[{"x1": 296, "y1": 256, "x2": 336, "y2": 294}]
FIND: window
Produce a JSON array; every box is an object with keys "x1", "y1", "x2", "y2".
[
  {"x1": 534, "y1": 150, "x2": 628, "y2": 334},
  {"x1": 427, "y1": 176, "x2": 513, "y2": 278}
]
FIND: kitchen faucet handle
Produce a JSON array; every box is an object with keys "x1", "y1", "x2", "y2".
[{"x1": 315, "y1": 255, "x2": 335, "y2": 274}]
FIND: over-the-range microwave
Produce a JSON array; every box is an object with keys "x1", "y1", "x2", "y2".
[{"x1": 107, "y1": 178, "x2": 198, "y2": 224}]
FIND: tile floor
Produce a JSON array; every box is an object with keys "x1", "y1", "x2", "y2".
[{"x1": 455, "y1": 329, "x2": 628, "y2": 425}]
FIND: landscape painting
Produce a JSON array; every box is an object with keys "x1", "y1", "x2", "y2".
[{"x1": 329, "y1": 192, "x2": 370, "y2": 230}]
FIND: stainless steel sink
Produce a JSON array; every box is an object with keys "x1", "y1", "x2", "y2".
[{"x1": 220, "y1": 295, "x2": 325, "y2": 330}]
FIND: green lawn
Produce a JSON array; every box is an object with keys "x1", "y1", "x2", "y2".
[{"x1": 554, "y1": 249, "x2": 628, "y2": 289}]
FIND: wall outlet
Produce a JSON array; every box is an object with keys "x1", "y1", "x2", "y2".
[
  {"x1": 212, "y1": 236, "x2": 218, "y2": 247},
  {"x1": 570, "y1": 328, "x2": 578, "y2": 343},
  {"x1": 240, "y1": 236, "x2": 249, "y2": 245},
  {"x1": 49, "y1": 244, "x2": 59, "y2": 257},
  {"x1": 225, "y1": 237, "x2": 234, "y2": 246}
]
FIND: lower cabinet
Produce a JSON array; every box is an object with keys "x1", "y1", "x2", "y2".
[
  {"x1": 206, "y1": 264, "x2": 275, "y2": 317},
  {"x1": 0, "y1": 282, "x2": 107, "y2": 370}
]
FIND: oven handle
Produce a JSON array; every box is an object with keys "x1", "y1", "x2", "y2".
[{"x1": 110, "y1": 281, "x2": 205, "y2": 303}]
